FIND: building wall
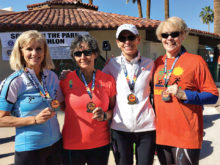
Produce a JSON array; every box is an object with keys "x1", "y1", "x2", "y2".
[
  {"x1": 182, "y1": 35, "x2": 199, "y2": 54},
  {"x1": 90, "y1": 30, "x2": 166, "y2": 60}
]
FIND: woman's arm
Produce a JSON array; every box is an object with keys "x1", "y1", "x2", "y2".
[
  {"x1": 0, "y1": 110, "x2": 35, "y2": 127},
  {"x1": 105, "y1": 95, "x2": 116, "y2": 120},
  {"x1": 166, "y1": 84, "x2": 218, "y2": 105},
  {"x1": 0, "y1": 107, "x2": 56, "y2": 127},
  {"x1": 92, "y1": 95, "x2": 116, "y2": 121},
  {"x1": 183, "y1": 90, "x2": 218, "y2": 105}
]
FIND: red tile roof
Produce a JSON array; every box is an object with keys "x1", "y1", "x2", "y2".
[
  {"x1": 27, "y1": 0, "x2": 98, "y2": 11},
  {"x1": 0, "y1": 0, "x2": 219, "y2": 39},
  {"x1": 0, "y1": 8, "x2": 160, "y2": 31}
]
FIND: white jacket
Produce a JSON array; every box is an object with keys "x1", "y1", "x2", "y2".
[{"x1": 103, "y1": 53, "x2": 156, "y2": 132}]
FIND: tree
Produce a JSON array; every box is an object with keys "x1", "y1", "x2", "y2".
[
  {"x1": 146, "y1": 0, "x2": 151, "y2": 19},
  {"x1": 199, "y1": 6, "x2": 214, "y2": 32},
  {"x1": 164, "y1": 0, "x2": 169, "y2": 19},
  {"x1": 214, "y1": 0, "x2": 220, "y2": 65},
  {"x1": 89, "y1": 0, "x2": 93, "y2": 5},
  {"x1": 126, "y1": 0, "x2": 143, "y2": 18},
  {"x1": 214, "y1": 0, "x2": 220, "y2": 34}
]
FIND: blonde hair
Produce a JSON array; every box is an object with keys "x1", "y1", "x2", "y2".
[
  {"x1": 156, "y1": 17, "x2": 189, "y2": 41},
  {"x1": 9, "y1": 30, "x2": 54, "y2": 71}
]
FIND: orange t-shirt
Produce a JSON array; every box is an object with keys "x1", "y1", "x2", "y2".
[
  {"x1": 60, "y1": 70, "x2": 116, "y2": 150},
  {"x1": 153, "y1": 52, "x2": 218, "y2": 149}
]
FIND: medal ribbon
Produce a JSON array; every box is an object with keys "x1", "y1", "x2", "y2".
[
  {"x1": 121, "y1": 56, "x2": 141, "y2": 91},
  {"x1": 81, "y1": 71, "x2": 96, "y2": 99},
  {"x1": 164, "y1": 46, "x2": 186, "y2": 87},
  {"x1": 24, "y1": 68, "x2": 50, "y2": 98}
]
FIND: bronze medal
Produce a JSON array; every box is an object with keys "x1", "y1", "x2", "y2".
[
  {"x1": 50, "y1": 99, "x2": 60, "y2": 111},
  {"x1": 127, "y1": 93, "x2": 137, "y2": 104},
  {"x1": 87, "y1": 102, "x2": 96, "y2": 113},
  {"x1": 161, "y1": 90, "x2": 171, "y2": 102},
  {"x1": 51, "y1": 99, "x2": 60, "y2": 108}
]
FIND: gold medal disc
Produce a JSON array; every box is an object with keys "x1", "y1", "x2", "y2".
[
  {"x1": 127, "y1": 93, "x2": 137, "y2": 104},
  {"x1": 51, "y1": 99, "x2": 60, "y2": 109},
  {"x1": 87, "y1": 102, "x2": 96, "y2": 113},
  {"x1": 161, "y1": 90, "x2": 171, "y2": 102}
]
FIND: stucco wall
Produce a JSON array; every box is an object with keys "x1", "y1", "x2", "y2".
[
  {"x1": 182, "y1": 35, "x2": 199, "y2": 54},
  {"x1": 90, "y1": 30, "x2": 164, "y2": 60}
]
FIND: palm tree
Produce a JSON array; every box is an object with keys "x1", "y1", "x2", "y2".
[
  {"x1": 214, "y1": 0, "x2": 220, "y2": 34},
  {"x1": 126, "y1": 0, "x2": 143, "y2": 18},
  {"x1": 199, "y1": 6, "x2": 214, "y2": 32},
  {"x1": 164, "y1": 0, "x2": 169, "y2": 19},
  {"x1": 146, "y1": 0, "x2": 151, "y2": 19}
]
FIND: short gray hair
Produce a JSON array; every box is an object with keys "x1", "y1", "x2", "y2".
[{"x1": 70, "y1": 34, "x2": 100, "y2": 58}]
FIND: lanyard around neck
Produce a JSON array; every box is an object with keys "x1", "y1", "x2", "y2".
[
  {"x1": 81, "y1": 70, "x2": 96, "y2": 99},
  {"x1": 121, "y1": 56, "x2": 141, "y2": 91},
  {"x1": 164, "y1": 46, "x2": 186, "y2": 87},
  {"x1": 24, "y1": 68, "x2": 50, "y2": 98}
]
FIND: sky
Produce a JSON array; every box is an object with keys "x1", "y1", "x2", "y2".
[{"x1": 0, "y1": 0, "x2": 215, "y2": 33}]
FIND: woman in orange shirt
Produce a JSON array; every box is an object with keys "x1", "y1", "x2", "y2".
[{"x1": 153, "y1": 17, "x2": 219, "y2": 165}]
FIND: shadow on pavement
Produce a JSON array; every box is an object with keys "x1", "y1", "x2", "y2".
[
  {"x1": 203, "y1": 114, "x2": 220, "y2": 129},
  {"x1": 200, "y1": 140, "x2": 213, "y2": 159},
  {"x1": 0, "y1": 152, "x2": 14, "y2": 159},
  {"x1": 0, "y1": 136, "x2": 15, "y2": 144}
]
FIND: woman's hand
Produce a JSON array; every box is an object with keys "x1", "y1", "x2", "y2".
[
  {"x1": 0, "y1": 107, "x2": 55, "y2": 127},
  {"x1": 166, "y1": 84, "x2": 179, "y2": 95},
  {"x1": 59, "y1": 69, "x2": 71, "y2": 80},
  {"x1": 34, "y1": 107, "x2": 56, "y2": 124},
  {"x1": 166, "y1": 84, "x2": 187, "y2": 100},
  {"x1": 92, "y1": 107, "x2": 105, "y2": 121}
]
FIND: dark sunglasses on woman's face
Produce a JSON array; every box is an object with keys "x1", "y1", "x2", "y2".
[
  {"x1": 74, "y1": 50, "x2": 93, "y2": 57},
  {"x1": 161, "y1": 31, "x2": 180, "y2": 39},
  {"x1": 118, "y1": 35, "x2": 136, "y2": 42}
]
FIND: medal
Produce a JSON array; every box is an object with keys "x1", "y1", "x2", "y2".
[
  {"x1": 121, "y1": 56, "x2": 141, "y2": 105},
  {"x1": 87, "y1": 102, "x2": 96, "y2": 113},
  {"x1": 161, "y1": 90, "x2": 171, "y2": 102},
  {"x1": 127, "y1": 93, "x2": 137, "y2": 104},
  {"x1": 51, "y1": 99, "x2": 60, "y2": 109},
  {"x1": 24, "y1": 68, "x2": 59, "y2": 110},
  {"x1": 80, "y1": 70, "x2": 97, "y2": 113}
]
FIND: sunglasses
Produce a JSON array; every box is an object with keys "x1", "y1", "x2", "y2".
[
  {"x1": 161, "y1": 31, "x2": 180, "y2": 39},
  {"x1": 73, "y1": 50, "x2": 93, "y2": 57},
  {"x1": 118, "y1": 35, "x2": 136, "y2": 42}
]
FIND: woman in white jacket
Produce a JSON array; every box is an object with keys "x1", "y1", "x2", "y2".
[{"x1": 103, "y1": 24, "x2": 156, "y2": 165}]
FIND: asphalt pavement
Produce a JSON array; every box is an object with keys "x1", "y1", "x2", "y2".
[{"x1": 0, "y1": 105, "x2": 220, "y2": 165}]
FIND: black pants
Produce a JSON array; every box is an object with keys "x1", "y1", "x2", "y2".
[
  {"x1": 63, "y1": 144, "x2": 110, "y2": 165},
  {"x1": 111, "y1": 129, "x2": 156, "y2": 165},
  {"x1": 15, "y1": 139, "x2": 63, "y2": 165},
  {"x1": 157, "y1": 145, "x2": 200, "y2": 165}
]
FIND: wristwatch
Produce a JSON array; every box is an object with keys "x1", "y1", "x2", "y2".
[{"x1": 102, "y1": 112, "x2": 107, "y2": 121}]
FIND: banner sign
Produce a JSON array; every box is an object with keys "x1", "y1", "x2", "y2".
[{"x1": 0, "y1": 31, "x2": 89, "y2": 60}]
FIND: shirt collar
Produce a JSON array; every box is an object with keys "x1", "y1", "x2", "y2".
[
  {"x1": 25, "y1": 68, "x2": 49, "y2": 77},
  {"x1": 121, "y1": 52, "x2": 141, "y2": 64}
]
